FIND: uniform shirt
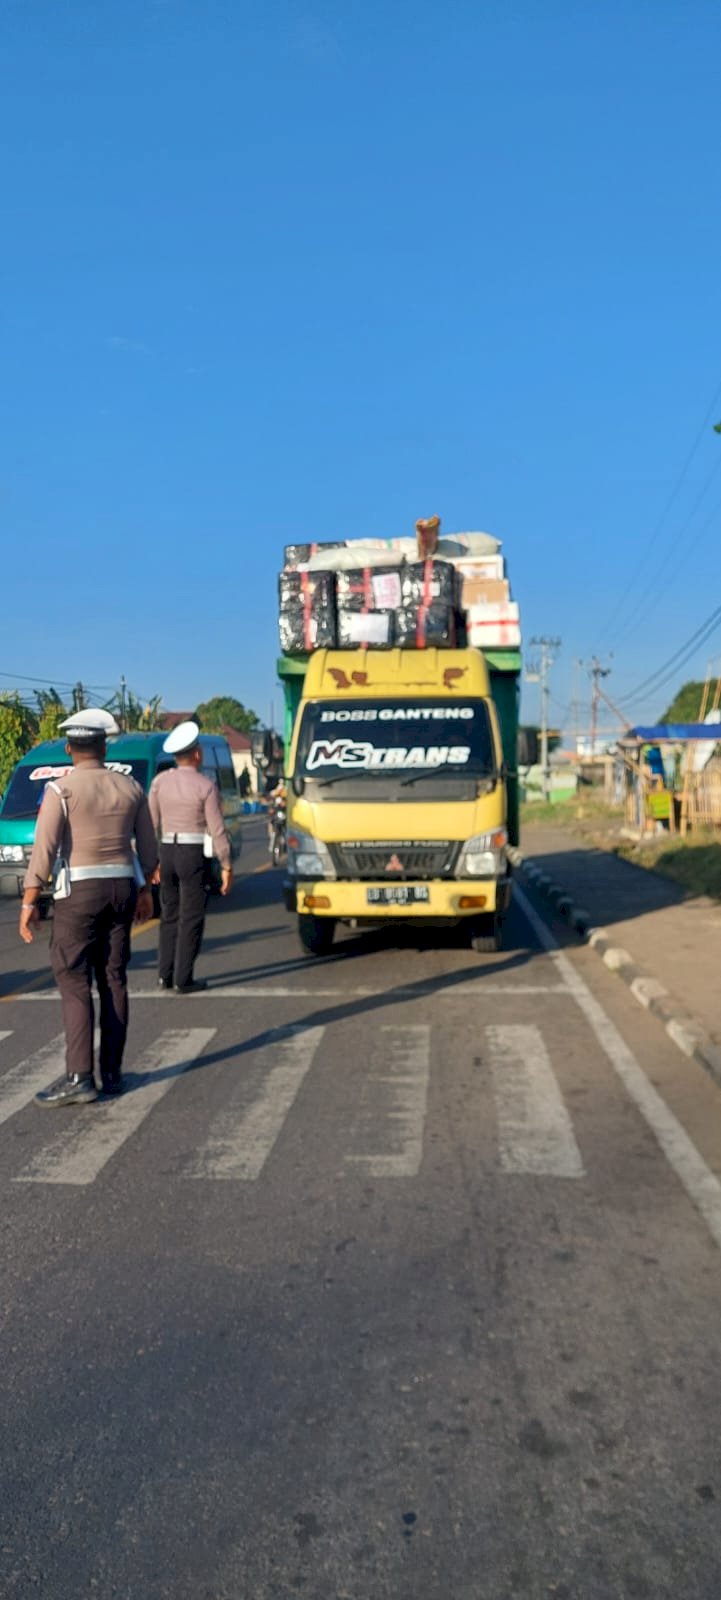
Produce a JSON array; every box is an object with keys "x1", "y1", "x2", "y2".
[
  {"x1": 24, "y1": 761, "x2": 158, "y2": 890},
  {"x1": 148, "y1": 767, "x2": 232, "y2": 869}
]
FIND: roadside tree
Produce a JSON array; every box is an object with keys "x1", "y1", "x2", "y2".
[
  {"x1": 0, "y1": 694, "x2": 39, "y2": 797},
  {"x1": 194, "y1": 696, "x2": 259, "y2": 733}
]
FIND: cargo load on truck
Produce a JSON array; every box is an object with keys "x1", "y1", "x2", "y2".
[{"x1": 277, "y1": 518, "x2": 521, "y2": 656}]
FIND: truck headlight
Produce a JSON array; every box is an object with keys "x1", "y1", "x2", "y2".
[
  {"x1": 287, "y1": 830, "x2": 336, "y2": 880},
  {"x1": 0, "y1": 846, "x2": 24, "y2": 864},
  {"x1": 459, "y1": 828, "x2": 507, "y2": 878}
]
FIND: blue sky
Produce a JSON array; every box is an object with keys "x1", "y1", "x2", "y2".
[{"x1": 2, "y1": 0, "x2": 720, "y2": 735}]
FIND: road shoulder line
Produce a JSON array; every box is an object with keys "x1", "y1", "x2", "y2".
[{"x1": 507, "y1": 844, "x2": 721, "y2": 1090}]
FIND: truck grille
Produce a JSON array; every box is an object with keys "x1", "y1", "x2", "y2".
[{"x1": 330, "y1": 841, "x2": 458, "y2": 880}]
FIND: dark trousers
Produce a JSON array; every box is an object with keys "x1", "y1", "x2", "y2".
[
  {"x1": 51, "y1": 879, "x2": 136, "y2": 1082},
  {"x1": 158, "y1": 843, "x2": 208, "y2": 988}
]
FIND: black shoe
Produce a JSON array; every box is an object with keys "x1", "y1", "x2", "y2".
[
  {"x1": 174, "y1": 979, "x2": 208, "y2": 995},
  {"x1": 101, "y1": 1075, "x2": 123, "y2": 1097},
  {"x1": 158, "y1": 976, "x2": 174, "y2": 991},
  {"x1": 36, "y1": 1074, "x2": 98, "y2": 1107}
]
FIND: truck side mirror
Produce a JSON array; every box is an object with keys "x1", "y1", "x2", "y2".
[
  {"x1": 517, "y1": 728, "x2": 539, "y2": 766},
  {"x1": 251, "y1": 728, "x2": 275, "y2": 770},
  {"x1": 292, "y1": 774, "x2": 305, "y2": 798}
]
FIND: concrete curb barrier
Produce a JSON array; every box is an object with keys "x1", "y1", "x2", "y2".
[{"x1": 510, "y1": 845, "x2": 721, "y2": 1090}]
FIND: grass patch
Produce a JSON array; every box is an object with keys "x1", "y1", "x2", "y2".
[
  {"x1": 615, "y1": 834, "x2": 721, "y2": 901},
  {"x1": 521, "y1": 795, "x2": 623, "y2": 828}
]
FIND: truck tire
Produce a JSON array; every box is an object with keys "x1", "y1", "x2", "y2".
[
  {"x1": 471, "y1": 915, "x2": 502, "y2": 954},
  {"x1": 298, "y1": 915, "x2": 336, "y2": 957}
]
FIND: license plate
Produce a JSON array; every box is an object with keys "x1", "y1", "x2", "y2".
[{"x1": 366, "y1": 885, "x2": 430, "y2": 906}]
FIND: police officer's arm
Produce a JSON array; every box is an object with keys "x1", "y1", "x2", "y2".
[
  {"x1": 148, "y1": 776, "x2": 162, "y2": 837},
  {"x1": 135, "y1": 794, "x2": 159, "y2": 883},
  {"x1": 203, "y1": 784, "x2": 233, "y2": 894},
  {"x1": 19, "y1": 786, "x2": 65, "y2": 943},
  {"x1": 133, "y1": 794, "x2": 159, "y2": 918}
]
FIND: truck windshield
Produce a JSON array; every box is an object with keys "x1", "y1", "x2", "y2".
[
  {"x1": 0, "y1": 760, "x2": 150, "y2": 820},
  {"x1": 295, "y1": 698, "x2": 497, "y2": 801}
]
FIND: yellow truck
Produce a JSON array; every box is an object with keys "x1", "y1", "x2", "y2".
[{"x1": 280, "y1": 645, "x2": 525, "y2": 956}]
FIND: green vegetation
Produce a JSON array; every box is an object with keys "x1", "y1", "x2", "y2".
[
  {"x1": 659, "y1": 681, "x2": 709, "y2": 723},
  {"x1": 0, "y1": 694, "x2": 40, "y2": 797},
  {"x1": 195, "y1": 696, "x2": 259, "y2": 734},
  {"x1": 616, "y1": 834, "x2": 721, "y2": 902}
]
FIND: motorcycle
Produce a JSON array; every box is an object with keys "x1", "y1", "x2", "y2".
[{"x1": 269, "y1": 793, "x2": 287, "y2": 866}]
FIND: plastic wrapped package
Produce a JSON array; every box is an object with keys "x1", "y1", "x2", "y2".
[
  {"x1": 465, "y1": 601, "x2": 521, "y2": 650},
  {"x1": 335, "y1": 565, "x2": 401, "y2": 649},
  {"x1": 438, "y1": 532, "x2": 501, "y2": 557},
  {"x1": 278, "y1": 570, "x2": 337, "y2": 653},
  {"x1": 304, "y1": 544, "x2": 406, "y2": 573},
  {"x1": 395, "y1": 604, "x2": 458, "y2": 650},
  {"x1": 400, "y1": 559, "x2": 459, "y2": 608}
]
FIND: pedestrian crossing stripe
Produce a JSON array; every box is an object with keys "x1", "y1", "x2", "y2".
[
  {"x1": 14, "y1": 1029, "x2": 216, "y2": 1187},
  {"x1": 344, "y1": 1025, "x2": 431, "y2": 1178},
  {"x1": 0, "y1": 1033, "x2": 68, "y2": 1128},
  {"x1": 487, "y1": 1023, "x2": 584, "y2": 1178},
  {"x1": 187, "y1": 1025, "x2": 325, "y2": 1181},
  {"x1": 0, "y1": 1018, "x2": 718, "y2": 1251}
]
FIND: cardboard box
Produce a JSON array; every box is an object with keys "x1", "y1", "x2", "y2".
[
  {"x1": 466, "y1": 602, "x2": 521, "y2": 650},
  {"x1": 460, "y1": 575, "x2": 510, "y2": 609},
  {"x1": 454, "y1": 555, "x2": 506, "y2": 583}
]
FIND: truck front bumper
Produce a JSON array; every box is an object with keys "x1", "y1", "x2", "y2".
[{"x1": 292, "y1": 876, "x2": 511, "y2": 920}]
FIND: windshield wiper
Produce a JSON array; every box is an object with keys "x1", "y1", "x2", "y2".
[
  {"x1": 399, "y1": 767, "x2": 498, "y2": 788},
  {"x1": 311, "y1": 774, "x2": 359, "y2": 789}
]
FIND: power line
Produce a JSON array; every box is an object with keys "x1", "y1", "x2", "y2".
[
  {"x1": 0, "y1": 669, "x2": 116, "y2": 693},
  {"x1": 616, "y1": 603, "x2": 721, "y2": 707},
  {"x1": 608, "y1": 449, "x2": 721, "y2": 646},
  {"x1": 600, "y1": 369, "x2": 721, "y2": 641}
]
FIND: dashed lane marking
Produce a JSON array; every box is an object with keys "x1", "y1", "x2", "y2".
[
  {"x1": 14, "y1": 1028, "x2": 216, "y2": 1187},
  {"x1": 486, "y1": 1022, "x2": 584, "y2": 1178},
  {"x1": 187, "y1": 1025, "x2": 324, "y2": 1181},
  {"x1": 515, "y1": 885, "x2": 721, "y2": 1255}
]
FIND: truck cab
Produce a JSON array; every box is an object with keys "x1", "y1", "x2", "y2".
[{"x1": 284, "y1": 647, "x2": 513, "y2": 955}]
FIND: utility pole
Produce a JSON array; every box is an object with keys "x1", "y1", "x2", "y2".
[
  {"x1": 587, "y1": 657, "x2": 612, "y2": 756},
  {"x1": 119, "y1": 674, "x2": 127, "y2": 732},
  {"x1": 529, "y1": 637, "x2": 561, "y2": 801},
  {"x1": 73, "y1": 681, "x2": 86, "y2": 713}
]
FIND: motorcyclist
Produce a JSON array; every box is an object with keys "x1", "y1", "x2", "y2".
[{"x1": 266, "y1": 779, "x2": 287, "y2": 854}]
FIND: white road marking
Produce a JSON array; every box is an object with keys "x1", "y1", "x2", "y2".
[
  {"x1": 188, "y1": 1025, "x2": 325, "y2": 1180},
  {"x1": 345, "y1": 1024, "x2": 431, "y2": 1178},
  {"x1": 515, "y1": 884, "x2": 721, "y2": 1253},
  {"x1": 0, "y1": 1031, "x2": 11, "y2": 1045},
  {"x1": 486, "y1": 1022, "x2": 584, "y2": 1178},
  {"x1": 15, "y1": 1029, "x2": 216, "y2": 1187},
  {"x1": 9, "y1": 983, "x2": 570, "y2": 1001},
  {"x1": 0, "y1": 1033, "x2": 68, "y2": 1126}
]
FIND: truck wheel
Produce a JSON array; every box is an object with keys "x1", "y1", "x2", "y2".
[
  {"x1": 471, "y1": 915, "x2": 502, "y2": 954},
  {"x1": 298, "y1": 915, "x2": 336, "y2": 956}
]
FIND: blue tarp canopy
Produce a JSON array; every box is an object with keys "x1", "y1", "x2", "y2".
[{"x1": 628, "y1": 724, "x2": 721, "y2": 741}]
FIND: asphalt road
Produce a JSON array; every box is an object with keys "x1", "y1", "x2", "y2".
[{"x1": 2, "y1": 821, "x2": 721, "y2": 1597}]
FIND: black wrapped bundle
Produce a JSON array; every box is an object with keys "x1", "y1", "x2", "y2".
[
  {"x1": 278, "y1": 570, "x2": 337, "y2": 654},
  {"x1": 400, "y1": 559, "x2": 459, "y2": 608},
  {"x1": 335, "y1": 564, "x2": 401, "y2": 649},
  {"x1": 395, "y1": 605, "x2": 458, "y2": 650},
  {"x1": 283, "y1": 542, "x2": 345, "y2": 569}
]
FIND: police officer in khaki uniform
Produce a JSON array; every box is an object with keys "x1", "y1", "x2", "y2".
[
  {"x1": 148, "y1": 721, "x2": 233, "y2": 994},
  {"x1": 19, "y1": 708, "x2": 158, "y2": 1106}
]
